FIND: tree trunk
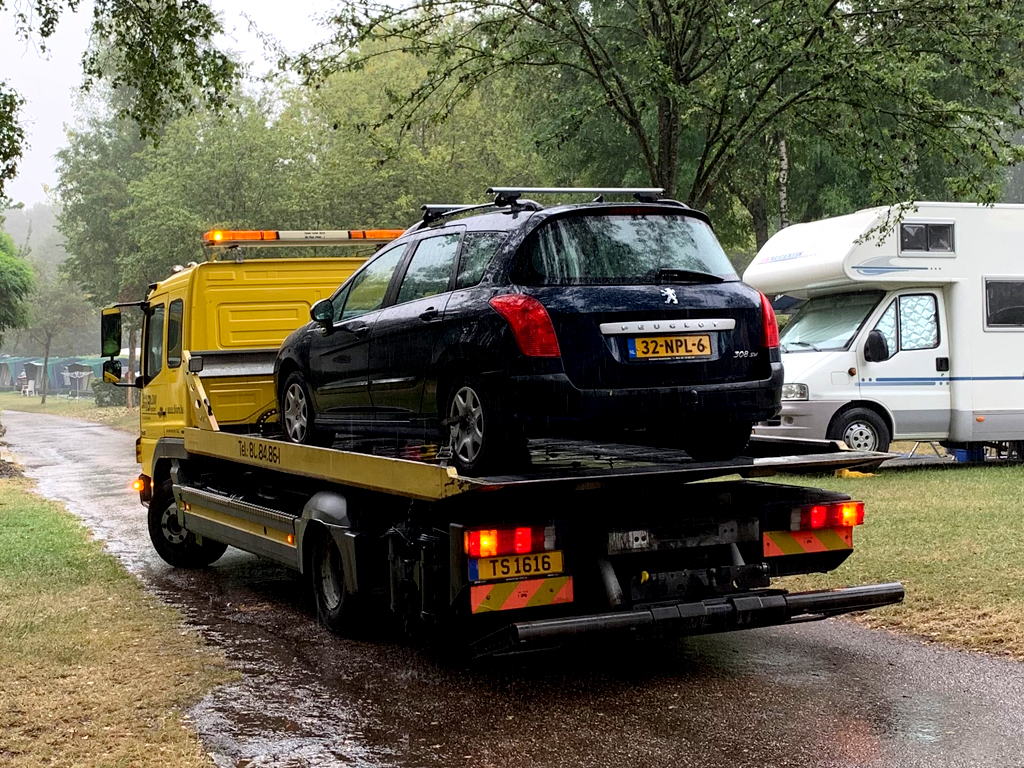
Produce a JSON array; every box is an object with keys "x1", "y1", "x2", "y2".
[
  {"x1": 40, "y1": 332, "x2": 52, "y2": 405},
  {"x1": 127, "y1": 329, "x2": 138, "y2": 409},
  {"x1": 748, "y1": 194, "x2": 771, "y2": 253},
  {"x1": 776, "y1": 133, "x2": 790, "y2": 230}
]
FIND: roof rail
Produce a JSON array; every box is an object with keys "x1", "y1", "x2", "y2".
[
  {"x1": 486, "y1": 186, "x2": 665, "y2": 205},
  {"x1": 404, "y1": 198, "x2": 545, "y2": 234}
]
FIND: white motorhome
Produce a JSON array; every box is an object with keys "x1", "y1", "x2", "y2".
[{"x1": 743, "y1": 202, "x2": 1024, "y2": 453}]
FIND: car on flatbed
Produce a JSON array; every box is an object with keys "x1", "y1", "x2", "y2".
[
  {"x1": 96, "y1": 206, "x2": 903, "y2": 659},
  {"x1": 275, "y1": 188, "x2": 783, "y2": 474}
]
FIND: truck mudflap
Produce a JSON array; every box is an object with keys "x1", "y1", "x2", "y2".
[{"x1": 471, "y1": 582, "x2": 905, "y2": 657}]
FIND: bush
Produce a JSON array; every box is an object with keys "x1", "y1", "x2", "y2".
[{"x1": 91, "y1": 380, "x2": 127, "y2": 407}]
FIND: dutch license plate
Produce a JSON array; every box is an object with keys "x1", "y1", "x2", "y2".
[
  {"x1": 470, "y1": 551, "x2": 564, "y2": 581},
  {"x1": 628, "y1": 334, "x2": 712, "y2": 359}
]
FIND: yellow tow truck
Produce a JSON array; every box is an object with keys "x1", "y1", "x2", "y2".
[{"x1": 100, "y1": 226, "x2": 903, "y2": 656}]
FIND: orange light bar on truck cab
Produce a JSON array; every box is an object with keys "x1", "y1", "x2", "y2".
[{"x1": 202, "y1": 228, "x2": 405, "y2": 248}]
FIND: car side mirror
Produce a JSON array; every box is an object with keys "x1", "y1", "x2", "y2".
[
  {"x1": 864, "y1": 329, "x2": 891, "y2": 362},
  {"x1": 102, "y1": 359, "x2": 122, "y2": 384},
  {"x1": 311, "y1": 299, "x2": 334, "y2": 329}
]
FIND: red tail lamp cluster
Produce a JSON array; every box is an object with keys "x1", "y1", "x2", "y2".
[
  {"x1": 464, "y1": 526, "x2": 556, "y2": 558},
  {"x1": 489, "y1": 295, "x2": 561, "y2": 358},
  {"x1": 791, "y1": 501, "x2": 865, "y2": 531}
]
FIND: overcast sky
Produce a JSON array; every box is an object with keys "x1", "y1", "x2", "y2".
[{"x1": 1, "y1": 0, "x2": 337, "y2": 207}]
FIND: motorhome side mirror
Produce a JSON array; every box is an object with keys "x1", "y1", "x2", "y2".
[
  {"x1": 101, "y1": 309, "x2": 122, "y2": 358},
  {"x1": 864, "y1": 329, "x2": 891, "y2": 362},
  {"x1": 102, "y1": 359, "x2": 122, "y2": 384},
  {"x1": 311, "y1": 299, "x2": 334, "y2": 327}
]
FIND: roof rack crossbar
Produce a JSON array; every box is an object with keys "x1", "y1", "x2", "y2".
[{"x1": 487, "y1": 186, "x2": 665, "y2": 205}]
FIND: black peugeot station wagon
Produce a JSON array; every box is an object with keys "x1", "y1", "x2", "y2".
[{"x1": 274, "y1": 188, "x2": 782, "y2": 474}]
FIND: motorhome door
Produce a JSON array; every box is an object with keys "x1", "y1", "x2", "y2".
[{"x1": 858, "y1": 291, "x2": 951, "y2": 439}]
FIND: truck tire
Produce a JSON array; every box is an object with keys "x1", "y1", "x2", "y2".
[
  {"x1": 310, "y1": 527, "x2": 356, "y2": 634},
  {"x1": 280, "y1": 371, "x2": 331, "y2": 446},
  {"x1": 828, "y1": 407, "x2": 890, "y2": 452},
  {"x1": 148, "y1": 480, "x2": 228, "y2": 568},
  {"x1": 444, "y1": 376, "x2": 527, "y2": 476},
  {"x1": 681, "y1": 421, "x2": 752, "y2": 462}
]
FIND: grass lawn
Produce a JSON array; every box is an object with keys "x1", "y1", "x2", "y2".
[
  {"x1": 0, "y1": 476, "x2": 231, "y2": 766},
  {"x1": 0, "y1": 391, "x2": 139, "y2": 432},
  {"x1": 777, "y1": 464, "x2": 1024, "y2": 657}
]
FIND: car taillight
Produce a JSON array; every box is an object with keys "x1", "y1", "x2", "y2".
[
  {"x1": 488, "y1": 294, "x2": 561, "y2": 357},
  {"x1": 464, "y1": 526, "x2": 556, "y2": 557},
  {"x1": 792, "y1": 501, "x2": 865, "y2": 531},
  {"x1": 760, "y1": 291, "x2": 779, "y2": 349}
]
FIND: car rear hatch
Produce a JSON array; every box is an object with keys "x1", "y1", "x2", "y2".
[{"x1": 512, "y1": 209, "x2": 771, "y2": 389}]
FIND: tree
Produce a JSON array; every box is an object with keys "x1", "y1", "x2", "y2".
[
  {"x1": 0, "y1": 229, "x2": 33, "y2": 347},
  {"x1": 23, "y1": 273, "x2": 94, "y2": 404},
  {"x1": 301, "y1": 0, "x2": 1024, "y2": 240},
  {"x1": 1, "y1": 0, "x2": 238, "y2": 198}
]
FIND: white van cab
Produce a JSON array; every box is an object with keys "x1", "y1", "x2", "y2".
[{"x1": 743, "y1": 202, "x2": 1024, "y2": 453}]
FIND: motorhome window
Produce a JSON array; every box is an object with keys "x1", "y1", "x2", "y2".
[
  {"x1": 166, "y1": 300, "x2": 183, "y2": 368},
  {"x1": 779, "y1": 291, "x2": 883, "y2": 352},
  {"x1": 875, "y1": 301, "x2": 898, "y2": 354},
  {"x1": 900, "y1": 222, "x2": 954, "y2": 253},
  {"x1": 985, "y1": 280, "x2": 1024, "y2": 327},
  {"x1": 145, "y1": 304, "x2": 165, "y2": 380},
  {"x1": 898, "y1": 295, "x2": 939, "y2": 350}
]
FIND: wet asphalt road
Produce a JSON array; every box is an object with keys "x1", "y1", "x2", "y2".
[{"x1": 5, "y1": 410, "x2": 1024, "y2": 768}]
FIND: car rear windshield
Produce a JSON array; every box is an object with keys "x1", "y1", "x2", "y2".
[{"x1": 519, "y1": 213, "x2": 738, "y2": 285}]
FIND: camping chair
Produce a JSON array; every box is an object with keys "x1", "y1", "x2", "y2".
[{"x1": 23, "y1": 380, "x2": 35, "y2": 396}]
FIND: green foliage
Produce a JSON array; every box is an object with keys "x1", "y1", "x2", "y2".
[
  {"x1": 91, "y1": 379, "x2": 127, "y2": 407},
  {"x1": 0, "y1": 0, "x2": 237, "y2": 199},
  {"x1": 0, "y1": 231, "x2": 33, "y2": 347}
]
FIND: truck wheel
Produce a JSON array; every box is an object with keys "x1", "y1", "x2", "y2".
[
  {"x1": 828, "y1": 408, "x2": 890, "y2": 452},
  {"x1": 681, "y1": 421, "x2": 752, "y2": 462},
  {"x1": 281, "y1": 372, "x2": 331, "y2": 446},
  {"x1": 444, "y1": 377, "x2": 527, "y2": 476},
  {"x1": 148, "y1": 480, "x2": 228, "y2": 568},
  {"x1": 310, "y1": 528, "x2": 354, "y2": 634}
]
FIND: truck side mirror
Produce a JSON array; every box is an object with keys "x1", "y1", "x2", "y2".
[
  {"x1": 310, "y1": 299, "x2": 334, "y2": 329},
  {"x1": 102, "y1": 359, "x2": 122, "y2": 384},
  {"x1": 101, "y1": 309, "x2": 122, "y2": 358},
  {"x1": 864, "y1": 329, "x2": 891, "y2": 362}
]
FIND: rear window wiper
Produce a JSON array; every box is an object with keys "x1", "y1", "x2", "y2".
[{"x1": 651, "y1": 268, "x2": 724, "y2": 284}]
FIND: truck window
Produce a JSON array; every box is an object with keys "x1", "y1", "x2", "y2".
[
  {"x1": 145, "y1": 304, "x2": 165, "y2": 380},
  {"x1": 985, "y1": 280, "x2": 1024, "y2": 327},
  {"x1": 397, "y1": 233, "x2": 459, "y2": 304},
  {"x1": 341, "y1": 246, "x2": 406, "y2": 320},
  {"x1": 874, "y1": 301, "x2": 897, "y2": 354},
  {"x1": 898, "y1": 295, "x2": 938, "y2": 350},
  {"x1": 456, "y1": 232, "x2": 506, "y2": 289},
  {"x1": 167, "y1": 300, "x2": 183, "y2": 368}
]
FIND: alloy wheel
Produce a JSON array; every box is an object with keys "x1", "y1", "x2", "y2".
[
  {"x1": 842, "y1": 421, "x2": 878, "y2": 451},
  {"x1": 284, "y1": 382, "x2": 308, "y2": 442},
  {"x1": 449, "y1": 386, "x2": 484, "y2": 464}
]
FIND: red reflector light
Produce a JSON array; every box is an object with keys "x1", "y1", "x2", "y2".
[
  {"x1": 793, "y1": 500, "x2": 865, "y2": 531},
  {"x1": 760, "y1": 291, "x2": 779, "y2": 349},
  {"x1": 488, "y1": 294, "x2": 561, "y2": 358},
  {"x1": 465, "y1": 525, "x2": 556, "y2": 557}
]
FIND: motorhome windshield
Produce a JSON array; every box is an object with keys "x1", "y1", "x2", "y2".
[{"x1": 780, "y1": 291, "x2": 883, "y2": 352}]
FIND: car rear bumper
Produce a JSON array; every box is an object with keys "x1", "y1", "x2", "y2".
[
  {"x1": 470, "y1": 581, "x2": 905, "y2": 657},
  {"x1": 509, "y1": 362, "x2": 783, "y2": 428}
]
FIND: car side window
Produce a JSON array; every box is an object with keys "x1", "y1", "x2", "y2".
[
  {"x1": 331, "y1": 285, "x2": 351, "y2": 324},
  {"x1": 145, "y1": 304, "x2": 165, "y2": 379},
  {"x1": 898, "y1": 294, "x2": 938, "y2": 350},
  {"x1": 874, "y1": 301, "x2": 897, "y2": 355},
  {"x1": 397, "y1": 233, "x2": 460, "y2": 304},
  {"x1": 341, "y1": 246, "x2": 406, "y2": 321},
  {"x1": 456, "y1": 232, "x2": 506, "y2": 289}
]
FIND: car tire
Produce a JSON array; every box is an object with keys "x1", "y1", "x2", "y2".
[
  {"x1": 280, "y1": 371, "x2": 331, "y2": 446},
  {"x1": 681, "y1": 421, "x2": 752, "y2": 462},
  {"x1": 828, "y1": 408, "x2": 890, "y2": 452},
  {"x1": 444, "y1": 377, "x2": 527, "y2": 476},
  {"x1": 148, "y1": 480, "x2": 228, "y2": 568},
  {"x1": 310, "y1": 527, "x2": 356, "y2": 634}
]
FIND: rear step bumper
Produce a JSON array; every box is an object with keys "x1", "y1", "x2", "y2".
[{"x1": 471, "y1": 582, "x2": 904, "y2": 657}]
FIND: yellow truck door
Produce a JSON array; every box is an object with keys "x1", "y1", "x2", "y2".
[{"x1": 140, "y1": 295, "x2": 189, "y2": 441}]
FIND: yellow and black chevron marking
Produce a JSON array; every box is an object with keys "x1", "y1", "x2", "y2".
[
  {"x1": 763, "y1": 527, "x2": 853, "y2": 558},
  {"x1": 471, "y1": 576, "x2": 574, "y2": 613}
]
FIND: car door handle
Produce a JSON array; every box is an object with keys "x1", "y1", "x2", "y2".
[
  {"x1": 936, "y1": 357, "x2": 950, "y2": 372},
  {"x1": 353, "y1": 325, "x2": 370, "y2": 339},
  {"x1": 419, "y1": 307, "x2": 440, "y2": 322}
]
